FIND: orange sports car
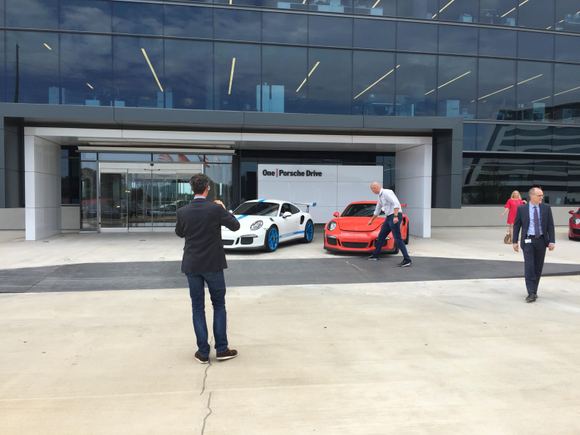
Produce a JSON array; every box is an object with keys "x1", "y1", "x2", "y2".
[{"x1": 324, "y1": 201, "x2": 409, "y2": 254}]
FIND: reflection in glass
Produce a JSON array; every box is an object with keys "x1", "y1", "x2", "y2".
[
  {"x1": 60, "y1": 0, "x2": 111, "y2": 32},
  {"x1": 353, "y1": 0, "x2": 396, "y2": 17},
  {"x1": 61, "y1": 148, "x2": 80, "y2": 204},
  {"x1": 516, "y1": 125, "x2": 553, "y2": 153},
  {"x1": 553, "y1": 127, "x2": 580, "y2": 154},
  {"x1": 475, "y1": 123, "x2": 517, "y2": 152},
  {"x1": 61, "y1": 34, "x2": 113, "y2": 106},
  {"x1": 480, "y1": 0, "x2": 517, "y2": 26},
  {"x1": 477, "y1": 58, "x2": 516, "y2": 120},
  {"x1": 353, "y1": 19, "x2": 395, "y2": 50},
  {"x1": 100, "y1": 172, "x2": 128, "y2": 228},
  {"x1": 262, "y1": 12, "x2": 307, "y2": 45},
  {"x1": 439, "y1": 25, "x2": 477, "y2": 55},
  {"x1": 164, "y1": 39, "x2": 212, "y2": 110},
  {"x1": 397, "y1": 0, "x2": 438, "y2": 20},
  {"x1": 555, "y1": 35, "x2": 580, "y2": 63},
  {"x1": 5, "y1": 31, "x2": 59, "y2": 103},
  {"x1": 397, "y1": 22, "x2": 437, "y2": 53},
  {"x1": 438, "y1": 0, "x2": 478, "y2": 23},
  {"x1": 353, "y1": 51, "x2": 395, "y2": 115},
  {"x1": 463, "y1": 123, "x2": 477, "y2": 151},
  {"x1": 307, "y1": 0, "x2": 353, "y2": 14},
  {"x1": 554, "y1": 63, "x2": 580, "y2": 124},
  {"x1": 518, "y1": 32, "x2": 554, "y2": 61},
  {"x1": 395, "y1": 53, "x2": 436, "y2": 116},
  {"x1": 113, "y1": 36, "x2": 164, "y2": 108},
  {"x1": 206, "y1": 164, "x2": 234, "y2": 209},
  {"x1": 214, "y1": 9, "x2": 261, "y2": 42},
  {"x1": 164, "y1": 5, "x2": 212, "y2": 38},
  {"x1": 518, "y1": 0, "x2": 553, "y2": 29},
  {"x1": 555, "y1": 0, "x2": 580, "y2": 33},
  {"x1": 306, "y1": 48, "x2": 352, "y2": 114},
  {"x1": 112, "y1": 2, "x2": 163, "y2": 35},
  {"x1": 436, "y1": 56, "x2": 476, "y2": 118},
  {"x1": 479, "y1": 28, "x2": 517, "y2": 57},
  {"x1": 308, "y1": 16, "x2": 353, "y2": 47},
  {"x1": 261, "y1": 45, "x2": 307, "y2": 113},
  {"x1": 81, "y1": 162, "x2": 98, "y2": 230},
  {"x1": 516, "y1": 61, "x2": 553, "y2": 122},
  {"x1": 6, "y1": 0, "x2": 58, "y2": 28}
]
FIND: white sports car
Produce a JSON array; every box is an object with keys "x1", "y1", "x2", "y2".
[{"x1": 222, "y1": 199, "x2": 315, "y2": 251}]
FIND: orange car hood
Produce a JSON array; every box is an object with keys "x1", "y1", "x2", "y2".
[{"x1": 337, "y1": 217, "x2": 383, "y2": 232}]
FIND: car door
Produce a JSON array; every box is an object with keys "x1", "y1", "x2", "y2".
[{"x1": 278, "y1": 203, "x2": 302, "y2": 241}]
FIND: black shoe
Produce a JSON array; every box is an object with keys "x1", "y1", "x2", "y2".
[
  {"x1": 195, "y1": 351, "x2": 209, "y2": 364},
  {"x1": 525, "y1": 295, "x2": 537, "y2": 303},
  {"x1": 368, "y1": 255, "x2": 379, "y2": 261},
  {"x1": 216, "y1": 349, "x2": 238, "y2": 361},
  {"x1": 398, "y1": 259, "x2": 412, "y2": 267}
]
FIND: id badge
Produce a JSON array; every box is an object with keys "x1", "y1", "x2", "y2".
[{"x1": 524, "y1": 238, "x2": 532, "y2": 244}]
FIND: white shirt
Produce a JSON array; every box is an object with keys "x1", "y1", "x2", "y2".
[{"x1": 373, "y1": 188, "x2": 401, "y2": 217}]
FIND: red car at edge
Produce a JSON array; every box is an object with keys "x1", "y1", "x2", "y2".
[
  {"x1": 324, "y1": 201, "x2": 410, "y2": 254},
  {"x1": 569, "y1": 208, "x2": 580, "y2": 240}
]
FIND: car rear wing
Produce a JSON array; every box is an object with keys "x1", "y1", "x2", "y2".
[{"x1": 294, "y1": 202, "x2": 317, "y2": 212}]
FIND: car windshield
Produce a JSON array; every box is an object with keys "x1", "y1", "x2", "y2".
[
  {"x1": 234, "y1": 202, "x2": 279, "y2": 217},
  {"x1": 341, "y1": 203, "x2": 384, "y2": 217}
]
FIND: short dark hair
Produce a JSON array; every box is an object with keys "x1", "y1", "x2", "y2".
[{"x1": 190, "y1": 173, "x2": 210, "y2": 194}]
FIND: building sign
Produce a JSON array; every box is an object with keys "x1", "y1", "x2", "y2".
[{"x1": 258, "y1": 164, "x2": 383, "y2": 223}]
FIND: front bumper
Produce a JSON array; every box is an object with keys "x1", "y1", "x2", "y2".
[
  {"x1": 323, "y1": 231, "x2": 396, "y2": 253},
  {"x1": 221, "y1": 229, "x2": 266, "y2": 249}
]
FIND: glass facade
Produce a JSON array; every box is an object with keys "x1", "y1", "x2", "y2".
[{"x1": 1, "y1": 0, "x2": 580, "y2": 206}]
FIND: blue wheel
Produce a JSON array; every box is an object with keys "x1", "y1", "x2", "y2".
[
  {"x1": 264, "y1": 226, "x2": 279, "y2": 252},
  {"x1": 303, "y1": 220, "x2": 314, "y2": 243}
]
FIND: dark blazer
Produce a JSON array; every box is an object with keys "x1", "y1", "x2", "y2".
[
  {"x1": 175, "y1": 198, "x2": 240, "y2": 274},
  {"x1": 512, "y1": 202, "x2": 555, "y2": 248}
]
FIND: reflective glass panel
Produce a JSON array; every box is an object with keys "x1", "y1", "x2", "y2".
[
  {"x1": 113, "y1": 37, "x2": 165, "y2": 108},
  {"x1": 353, "y1": 18, "x2": 395, "y2": 50},
  {"x1": 60, "y1": 0, "x2": 111, "y2": 32},
  {"x1": 5, "y1": 31, "x2": 60, "y2": 104},
  {"x1": 463, "y1": 123, "x2": 477, "y2": 150},
  {"x1": 6, "y1": 0, "x2": 58, "y2": 29},
  {"x1": 480, "y1": 0, "x2": 517, "y2": 26},
  {"x1": 61, "y1": 34, "x2": 113, "y2": 107},
  {"x1": 555, "y1": 0, "x2": 580, "y2": 33},
  {"x1": 205, "y1": 163, "x2": 234, "y2": 209},
  {"x1": 307, "y1": 0, "x2": 353, "y2": 14},
  {"x1": 436, "y1": 56, "x2": 476, "y2": 119},
  {"x1": 262, "y1": 12, "x2": 307, "y2": 45},
  {"x1": 553, "y1": 127, "x2": 580, "y2": 153},
  {"x1": 164, "y1": 5, "x2": 212, "y2": 38},
  {"x1": 305, "y1": 48, "x2": 352, "y2": 114},
  {"x1": 439, "y1": 25, "x2": 477, "y2": 55},
  {"x1": 553, "y1": 63, "x2": 580, "y2": 124},
  {"x1": 164, "y1": 39, "x2": 212, "y2": 110},
  {"x1": 475, "y1": 124, "x2": 517, "y2": 152},
  {"x1": 99, "y1": 153, "x2": 151, "y2": 162},
  {"x1": 261, "y1": 45, "x2": 307, "y2": 113},
  {"x1": 518, "y1": 0, "x2": 554, "y2": 29},
  {"x1": 516, "y1": 61, "x2": 553, "y2": 122},
  {"x1": 214, "y1": 43, "x2": 260, "y2": 111},
  {"x1": 438, "y1": 0, "x2": 478, "y2": 23},
  {"x1": 479, "y1": 28, "x2": 517, "y2": 57},
  {"x1": 395, "y1": 53, "x2": 436, "y2": 116},
  {"x1": 518, "y1": 32, "x2": 554, "y2": 60},
  {"x1": 308, "y1": 16, "x2": 353, "y2": 47},
  {"x1": 353, "y1": 0, "x2": 396, "y2": 17},
  {"x1": 352, "y1": 51, "x2": 396, "y2": 115},
  {"x1": 214, "y1": 9, "x2": 261, "y2": 43},
  {"x1": 516, "y1": 125, "x2": 553, "y2": 153},
  {"x1": 113, "y1": 2, "x2": 163, "y2": 35},
  {"x1": 81, "y1": 161, "x2": 98, "y2": 230},
  {"x1": 555, "y1": 35, "x2": 580, "y2": 63},
  {"x1": 397, "y1": 22, "x2": 437, "y2": 53},
  {"x1": 477, "y1": 58, "x2": 516, "y2": 120},
  {"x1": 397, "y1": 0, "x2": 438, "y2": 20}
]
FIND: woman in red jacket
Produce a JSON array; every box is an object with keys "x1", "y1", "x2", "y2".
[{"x1": 502, "y1": 190, "x2": 526, "y2": 243}]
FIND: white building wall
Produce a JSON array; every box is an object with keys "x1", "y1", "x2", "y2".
[{"x1": 395, "y1": 144, "x2": 432, "y2": 238}]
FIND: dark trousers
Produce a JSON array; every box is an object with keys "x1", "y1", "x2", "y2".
[
  {"x1": 186, "y1": 271, "x2": 228, "y2": 357},
  {"x1": 522, "y1": 237, "x2": 547, "y2": 296},
  {"x1": 372, "y1": 213, "x2": 411, "y2": 260}
]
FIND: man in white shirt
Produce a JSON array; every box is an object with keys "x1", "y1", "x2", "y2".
[{"x1": 367, "y1": 182, "x2": 412, "y2": 267}]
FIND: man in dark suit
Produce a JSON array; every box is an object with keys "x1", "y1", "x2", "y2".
[
  {"x1": 175, "y1": 173, "x2": 240, "y2": 363},
  {"x1": 512, "y1": 186, "x2": 556, "y2": 303}
]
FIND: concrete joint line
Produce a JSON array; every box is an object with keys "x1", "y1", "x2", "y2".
[
  {"x1": 201, "y1": 392, "x2": 213, "y2": 435},
  {"x1": 345, "y1": 260, "x2": 364, "y2": 273}
]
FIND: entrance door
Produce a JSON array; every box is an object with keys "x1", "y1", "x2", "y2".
[{"x1": 99, "y1": 162, "x2": 202, "y2": 231}]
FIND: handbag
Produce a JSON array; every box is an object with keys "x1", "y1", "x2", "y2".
[{"x1": 504, "y1": 232, "x2": 512, "y2": 244}]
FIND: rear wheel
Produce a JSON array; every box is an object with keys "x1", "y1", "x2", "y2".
[
  {"x1": 303, "y1": 220, "x2": 314, "y2": 243},
  {"x1": 264, "y1": 226, "x2": 279, "y2": 252}
]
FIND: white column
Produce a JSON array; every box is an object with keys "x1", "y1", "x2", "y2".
[
  {"x1": 25, "y1": 135, "x2": 61, "y2": 240},
  {"x1": 395, "y1": 144, "x2": 432, "y2": 238}
]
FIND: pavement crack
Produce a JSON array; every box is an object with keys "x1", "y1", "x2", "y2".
[
  {"x1": 200, "y1": 360, "x2": 211, "y2": 396},
  {"x1": 201, "y1": 392, "x2": 213, "y2": 435}
]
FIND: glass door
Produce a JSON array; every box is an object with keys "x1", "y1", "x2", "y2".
[
  {"x1": 128, "y1": 169, "x2": 153, "y2": 228},
  {"x1": 100, "y1": 171, "x2": 128, "y2": 228}
]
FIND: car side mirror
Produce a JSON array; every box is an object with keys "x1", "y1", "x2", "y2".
[
  {"x1": 282, "y1": 211, "x2": 292, "y2": 218},
  {"x1": 333, "y1": 212, "x2": 340, "y2": 218},
  {"x1": 570, "y1": 210, "x2": 575, "y2": 215}
]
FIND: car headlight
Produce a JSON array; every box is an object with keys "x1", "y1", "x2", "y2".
[
  {"x1": 575, "y1": 218, "x2": 580, "y2": 225},
  {"x1": 250, "y1": 220, "x2": 263, "y2": 231},
  {"x1": 328, "y1": 221, "x2": 337, "y2": 231}
]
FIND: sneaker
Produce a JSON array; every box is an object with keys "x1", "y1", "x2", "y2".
[
  {"x1": 398, "y1": 259, "x2": 412, "y2": 267},
  {"x1": 368, "y1": 255, "x2": 379, "y2": 261},
  {"x1": 216, "y1": 349, "x2": 238, "y2": 361},
  {"x1": 194, "y1": 351, "x2": 209, "y2": 364}
]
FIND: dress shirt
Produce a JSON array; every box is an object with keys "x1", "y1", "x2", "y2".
[
  {"x1": 527, "y1": 204, "x2": 542, "y2": 236},
  {"x1": 373, "y1": 188, "x2": 401, "y2": 217}
]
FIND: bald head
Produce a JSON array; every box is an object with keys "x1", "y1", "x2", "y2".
[
  {"x1": 528, "y1": 187, "x2": 544, "y2": 205},
  {"x1": 370, "y1": 182, "x2": 382, "y2": 194}
]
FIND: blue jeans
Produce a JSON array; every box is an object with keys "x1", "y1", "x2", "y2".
[
  {"x1": 186, "y1": 271, "x2": 228, "y2": 357},
  {"x1": 372, "y1": 213, "x2": 411, "y2": 261}
]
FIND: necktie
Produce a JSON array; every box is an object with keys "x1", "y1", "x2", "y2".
[{"x1": 534, "y1": 206, "x2": 540, "y2": 236}]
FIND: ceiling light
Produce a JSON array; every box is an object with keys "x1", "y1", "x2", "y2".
[
  {"x1": 517, "y1": 74, "x2": 543, "y2": 86},
  {"x1": 501, "y1": 7, "x2": 516, "y2": 17},
  {"x1": 354, "y1": 65, "x2": 400, "y2": 100},
  {"x1": 228, "y1": 57, "x2": 236, "y2": 96},
  {"x1": 478, "y1": 84, "x2": 514, "y2": 101},
  {"x1": 43, "y1": 42, "x2": 52, "y2": 51},
  {"x1": 86, "y1": 83, "x2": 94, "y2": 90},
  {"x1": 371, "y1": 0, "x2": 381, "y2": 8},
  {"x1": 558, "y1": 19, "x2": 565, "y2": 23},
  {"x1": 432, "y1": 0, "x2": 455, "y2": 19},
  {"x1": 296, "y1": 61, "x2": 321, "y2": 93},
  {"x1": 531, "y1": 95, "x2": 551, "y2": 103},
  {"x1": 546, "y1": 26, "x2": 552, "y2": 29},
  {"x1": 554, "y1": 85, "x2": 580, "y2": 97},
  {"x1": 141, "y1": 48, "x2": 164, "y2": 93},
  {"x1": 424, "y1": 71, "x2": 471, "y2": 96},
  {"x1": 519, "y1": 0, "x2": 529, "y2": 7}
]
